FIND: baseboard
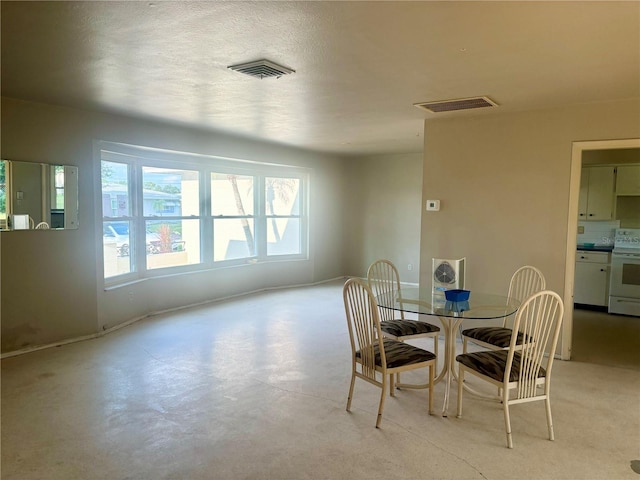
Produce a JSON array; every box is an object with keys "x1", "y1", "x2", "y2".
[
  {"x1": 1, "y1": 276, "x2": 348, "y2": 359},
  {"x1": 574, "y1": 303, "x2": 608, "y2": 313}
]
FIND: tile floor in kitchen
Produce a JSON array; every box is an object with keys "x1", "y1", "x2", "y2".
[{"x1": 571, "y1": 306, "x2": 640, "y2": 369}]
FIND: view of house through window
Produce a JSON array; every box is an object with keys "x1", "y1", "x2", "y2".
[
  {"x1": 102, "y1": 160, "x2": 133, "y2": 277},
  {"x1": 101, "y1": 145, "x2": 307, "y2": 283},
  {"x1": 142, "y1": 166, "x2": 202, "y2": 271}
]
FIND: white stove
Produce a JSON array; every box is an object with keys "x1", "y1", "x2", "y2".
[{"x1": 609, "y1": 228, "x2": 640, "y2": 317}]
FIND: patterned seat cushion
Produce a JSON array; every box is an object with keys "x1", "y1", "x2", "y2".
[
  {"x1": 356, "y1": 338, "x2": 436, "y2": 369},
  {"x1": 456, "y1": 350, "x2": 546, "y2": 382},
  {"x1": 461, "y1": 326, "x2": 528, "y2": 348},
  {"x1": 380, "y1": 319, "x2": 440, "y2": 338}
]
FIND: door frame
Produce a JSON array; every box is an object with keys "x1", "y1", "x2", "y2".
[{"x1": 563, "y1": 138, "x2": 640, "y2": 360}]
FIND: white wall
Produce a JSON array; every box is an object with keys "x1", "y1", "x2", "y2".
[
  {"x1": 344, "y1": 152, "x2": 423, "y2": 283},
  {"x1": 1, "y1": 97, "x2": 347, "y2": 353}
]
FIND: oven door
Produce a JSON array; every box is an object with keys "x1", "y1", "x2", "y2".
[{"x1": 609, "y1": 252, "x2": 640, "y2": 298}]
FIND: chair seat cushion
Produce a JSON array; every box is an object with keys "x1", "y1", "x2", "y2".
[
  {"x1": 356, "y1": 338, "x2": 436, "y2": 369},
  {"x1": 461, "y1": 326, "x2": 528, "y2": 348},
  {"x1": 380, "y1": 319, "x2": 440, "y2": 338},
  {"x1": 456, "y1": 350, "x2": 546, "y2": 383}
]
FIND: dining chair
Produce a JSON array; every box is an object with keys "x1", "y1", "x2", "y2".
[
  {"x1": 461, "y1": 265, "x2": 546, "y2": 353},
  {"x1": 344, "y1": 277, "x2": 436, "y2": 427},
  {"x1": 367, "y1": 259, "x2": 440, "y2": 378},
  {"x1": 455, "y1": 290, "x2": 564, "y2": 448}
]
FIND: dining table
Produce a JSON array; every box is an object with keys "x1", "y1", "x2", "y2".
[{"x1": 375, "y1": 288, "x2": 520, "y2": 416}]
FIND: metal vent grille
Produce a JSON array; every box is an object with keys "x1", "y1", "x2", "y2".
[
  {"x1": 228, "y1": 59, "x2": 295, "y2": 79},
  {"x1": 414, "y1": 96, "x2": 498, "y2": 113}
]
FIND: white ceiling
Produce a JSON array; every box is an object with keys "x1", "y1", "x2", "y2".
[{"x1": 2, "y1": 1, "x2": 639, "y2": 156}]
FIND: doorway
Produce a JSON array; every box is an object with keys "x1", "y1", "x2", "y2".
[{"x1": 563, "y1": 138, "x2": 640, "y2": 360}]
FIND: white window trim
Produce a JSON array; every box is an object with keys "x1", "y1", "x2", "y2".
[{"x1": 97, "y1": 141, "x2": 310, "y2": 288}]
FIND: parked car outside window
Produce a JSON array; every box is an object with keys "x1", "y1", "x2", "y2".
[{"x1": 103, "y1": 222, "x2": 162, "y2": 256}]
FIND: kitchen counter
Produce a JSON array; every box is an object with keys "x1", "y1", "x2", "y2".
[{"x1": 577, "y1": 245, "x2": 614, "y2": 253}]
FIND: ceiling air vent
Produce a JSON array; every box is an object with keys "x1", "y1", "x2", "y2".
[
  {"x1": 414, "y1": 96, "x2": 498, "y2": 113},
  {"x1": 228, "y1": 59, "x2": 295, "y2": 79}
]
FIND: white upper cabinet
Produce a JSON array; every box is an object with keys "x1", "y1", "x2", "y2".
[
  {"x1": 615, "y1": 165, "x2": 640, "y2": 195},
  {"x1": 578, "y1": 166, "x2": 615, "y2": 221}
]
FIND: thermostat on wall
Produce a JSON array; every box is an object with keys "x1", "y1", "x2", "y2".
[{"x1": 426, "y1": 200, "x2": 440, "y2": 211}]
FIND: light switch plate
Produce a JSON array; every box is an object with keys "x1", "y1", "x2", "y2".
[{"x1": 426, "y1": 199, "x2": 440, "y2": 211}]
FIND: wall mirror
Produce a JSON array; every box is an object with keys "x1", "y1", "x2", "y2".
[{"x1": 0, "y1": 160, "x2": 79, "y2": 230}]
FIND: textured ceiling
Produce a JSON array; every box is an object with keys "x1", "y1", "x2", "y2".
[{"x1": 2, "y1": 1, "x2": 639, "y2": 156}]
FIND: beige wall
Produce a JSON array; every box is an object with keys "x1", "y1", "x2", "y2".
[
  {"x1": 420, "y1": 99, "x2": 640, "y2": 342},
  {"x1": 583, "y1": 147, "x2": 640, "y2": 165},
  {"x1": 344, "y1": 153, "x2": 423, "y2": 283},
  {"x1": 3, "y1": 96, "x2": 638, "y2": 355},
  {"x1": 1, "y1": 97, "x2": 347, "y2": 353},
  {"x1": 10, "y1": 161, "x2": 43, "y2": 220}
]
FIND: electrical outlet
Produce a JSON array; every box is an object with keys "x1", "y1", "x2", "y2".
[{"x1": 407, "y1": 264, "x2": 413, "y2": 271}]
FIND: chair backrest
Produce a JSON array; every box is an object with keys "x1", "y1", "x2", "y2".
[
  {"x1": 508, "y1": 265, "x2": 546, "y2": 302},
  {"x1": 367, "y1": 259, "x2": 404, "y2": 321},
  {"x1": 505, "y1": 266, "x2": 546, "y2": 328},
  {"x1": 505, "y1": 290, "x2": 564, "y2": 399},
  {"x1": 344, "y1": 278, "x2": 386, "y2": 380}
]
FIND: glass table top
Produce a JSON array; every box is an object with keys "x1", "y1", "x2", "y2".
[{"x1": 376, "y1": 287, "x2": 520, "y2": 319}]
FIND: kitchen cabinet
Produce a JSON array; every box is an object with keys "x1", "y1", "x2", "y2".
[
  {"x1": 578, "y1": 166, "x2": 615, "y2": 220},
  {"x1": 574, "y1": 250, "x2": 610, "y2": 306},
  {"x1": 615, "y1": 165, "x2": 640, "y2": 195}
]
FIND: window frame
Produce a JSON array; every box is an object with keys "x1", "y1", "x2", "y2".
[
  {"x1": 263, "y1": 175, "x2": 305, "y2": 259},
  {"x1": 101, "y1": 155, "x2": 135, "y2": 283},
  {"x1": 99, "y1": 142, "x2": 309, "y2": 287},
  {"x1": 210, "y1": 169, "x2": 257, "y2": 265}
]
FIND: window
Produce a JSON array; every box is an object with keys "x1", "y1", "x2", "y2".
[
  {"x1": 100, "y1": 143, "x2": 308, "y2": 284},
  {"x1": 211, "y1": 173, "x2": 255, "y2": 261},
  {"x1": 265, "y1": 176, "x2": 301, "y2": 256},
  {"x1": 0, "y1": 161, "x2": 6, "y2": 229},
  {"x1": 52, "y1": 165, "x2": 65, "y2": 210},
  {"x1": 142, "y1": 166, "x2": 201, "y2": 270},
  {"x1": 102, "y1": 160, "x2": 132, "y2": 278}
]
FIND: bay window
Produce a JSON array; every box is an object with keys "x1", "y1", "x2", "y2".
[{"x1": 100, "y1": 143, "x2": 308, "y2": 284}]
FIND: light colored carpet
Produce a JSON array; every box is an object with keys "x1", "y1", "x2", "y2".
[{"x1": 1, "y1": 280, "x2": 639, "y2": 479}]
